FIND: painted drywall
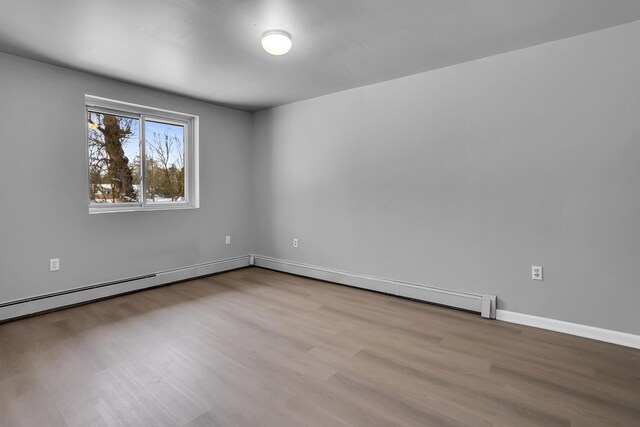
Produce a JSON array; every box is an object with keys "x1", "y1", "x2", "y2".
[
  {"x1": 0, "y1": 52, "x2": 252, "y2": 303},
  {"x1": 250, "y1": 21, "x2": 640, "y2": 335}
]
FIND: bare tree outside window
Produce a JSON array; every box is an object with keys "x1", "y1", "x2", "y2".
[
  {"x1": 145, "y1": 120, "x2": 185, "y2": 203},
  {"x1": 88, "y1": 112, "x2": 140, "y2": 203}
]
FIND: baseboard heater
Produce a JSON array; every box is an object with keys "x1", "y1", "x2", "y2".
[
  {"x1": 0, "y1": 255, "x2": 251, "y2": 322},
  {"x1": 252, "y1": 255, "x2": 497, "y2": 319},
  {"x1": 0, "y1": 274, "x2": 157, "y2": 309}
]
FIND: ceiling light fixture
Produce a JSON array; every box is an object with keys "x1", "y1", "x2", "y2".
[{"x1": 261, "y1": 30, "x2": 292, "y2": 56}]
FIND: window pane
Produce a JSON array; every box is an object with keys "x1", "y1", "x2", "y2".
[
  {"x1": 88, "y1": 111, "x2": 141, "y2": 204},
  {"x1": 145, "y1": 120, "x2": 186, "y2": 203}
]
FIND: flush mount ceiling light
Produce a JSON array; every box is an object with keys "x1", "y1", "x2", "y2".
[{"x1": 261, "y1": 30, "x2": 292, "y2": 56}]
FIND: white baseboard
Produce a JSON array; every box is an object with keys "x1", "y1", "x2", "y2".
[
  {"x1": 8, "y1": 254, "x2": 635, "y2": 350},
  {"x1": 496, "y1": 310, "x2": 640, "y2": 350},
  {"x1": 0, "y1": 255, "x2": 251, "y2": 322},
  {"x1": 253, "y1": 255, "x2": 496, "y2": 318}
]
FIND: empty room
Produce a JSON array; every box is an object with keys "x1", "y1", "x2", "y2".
[{"x1": 1, "y1": 1, "x2": 639, "y2": 426}]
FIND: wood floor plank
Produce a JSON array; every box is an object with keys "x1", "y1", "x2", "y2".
[{"x1": 0, "y1": 267, "x2": 639, "y2": 426}]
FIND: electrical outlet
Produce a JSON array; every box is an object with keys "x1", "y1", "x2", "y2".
[
  {"x1": 532, "y1": 266, "x2": 543, "y2": 281},
  {"x1": 225, "y1": 235, "x2": 231, "y2": 245},
  {"x1": 293, "y1": 238, "x2": 298, "y2": 248},
  {"x1": 50, "y1": 258, "x2": 60, "y2": 272}
]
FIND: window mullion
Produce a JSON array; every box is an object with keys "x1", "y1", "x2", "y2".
[
  {"x1": 140, "y1": 114, "x2": 147, "y2": 207},
  {"x1": 183, "y1": 123, "x2": 189, "y2": 205}
]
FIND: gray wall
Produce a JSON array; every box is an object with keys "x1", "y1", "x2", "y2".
[
  {"x1": 0, "y1": 52, "x2": 253, "y2": 303},
  {"x1": 250, "y1": 21, "x2": 640, "y2": 334}
]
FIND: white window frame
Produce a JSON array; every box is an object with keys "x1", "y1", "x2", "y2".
[{"x1": 86, "y1": 95, "x2": 199, "y2": 214}]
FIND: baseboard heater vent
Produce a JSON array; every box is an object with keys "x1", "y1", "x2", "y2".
[
  {"x1": 0, "y1": 255, "x2": 251, "y2": 322},
  {"x1": 0, "y1": 274, "x2": 156, "y2": 309},
  {"x1": 252, "y1": 255, "x2": 497, "y2": 319}
]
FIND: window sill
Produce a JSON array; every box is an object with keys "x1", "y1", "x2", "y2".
[{"x1": 89, "y1": 204, "x2": 198, "y2": 214}]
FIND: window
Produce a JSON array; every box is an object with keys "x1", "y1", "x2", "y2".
[{"x1": 86, "y1": 95, "x2": 199, "y2": 213}]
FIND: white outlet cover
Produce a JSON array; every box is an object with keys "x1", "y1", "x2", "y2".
[
  {"x1": 50, "y1": 258, "x2": 60, "y2": 271},
  {"x1": 532, "y1": 266, "x2": 543, "y2": 280},
  {"x1": 225, "y1": 236, "x2": 231, "y2": 244},
  {"x1": 293, "y1": 238, "x2": 298, "y2": 248}
]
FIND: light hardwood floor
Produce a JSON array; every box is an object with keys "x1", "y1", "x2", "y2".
[{"x1": 1, "y1": 267, "x2": 639, "y2": 426}]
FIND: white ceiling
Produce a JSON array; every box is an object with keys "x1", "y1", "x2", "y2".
[{"x1": 1, "y1": 0, "x2": 640, "y2": 112}]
